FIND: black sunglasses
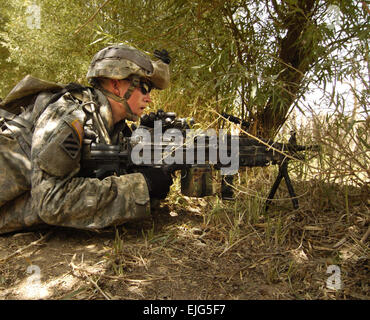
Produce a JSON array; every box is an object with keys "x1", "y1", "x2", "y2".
[{"x1": 139, "y1": 81, "x2": 154, "y2": 95}]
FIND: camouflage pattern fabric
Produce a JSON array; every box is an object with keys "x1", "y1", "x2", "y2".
[
  {"x1": 0, "y1": 88, "x2": 150, "y2": 234},
  {"x1": 0, "y1": 131, "x2": 31, "y2": 208},
  {"x1": 0, "y1": 192, "x2": 44, "y2": 234}
]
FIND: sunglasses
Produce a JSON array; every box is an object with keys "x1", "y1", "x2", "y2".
[{"x1": 139, "y1": 81, "x2": 154, "y2": 95}]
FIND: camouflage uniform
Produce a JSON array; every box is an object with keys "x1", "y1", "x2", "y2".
[
  {"x1": 0, "y1": 87, "x2": 150, "y2": 234},
  {"x1": 0, "y1": 44, "x2": 170, "y2": 235}
]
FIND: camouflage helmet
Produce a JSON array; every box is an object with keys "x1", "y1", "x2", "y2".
[{"x1": 86, "y1": 44, "x2": 170, "y2": 90}]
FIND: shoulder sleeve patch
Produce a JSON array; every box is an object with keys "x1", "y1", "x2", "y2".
[
  {"x1": 37, "y1": 119, "x2": 83, "y2": 177},
  {"x1": 60, "y1": 132, "x2": 80, "y2": 159},
  {"x1": 60, "y1": 119, "x2": 84, "y2": 159}
]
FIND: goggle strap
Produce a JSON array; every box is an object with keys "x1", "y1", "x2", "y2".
[
  {"x1": 123, "y1": 78, "x2": 139, "y2": 100},
  {"x1": 94, "y1": 85, "x2": 139, "y2": 122}
]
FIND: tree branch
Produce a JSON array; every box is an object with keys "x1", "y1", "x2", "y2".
[{"x1": 74, "y1": 0, "x2": 111, "y2": 34}]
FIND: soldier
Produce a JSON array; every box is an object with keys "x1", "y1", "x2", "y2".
[{"x1": 0, "y1": 44, "x2": 173, "y2": 234}]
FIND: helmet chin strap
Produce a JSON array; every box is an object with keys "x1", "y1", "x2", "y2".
[{"x1": 93, "y1": 76, "x2": 140, "y2": 122}]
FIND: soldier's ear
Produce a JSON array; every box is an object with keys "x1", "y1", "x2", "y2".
[
  {"x1": 112, "y1": 79, "x2": 128, "y2": 97},
  {"x1": 111, "y1": 79, "x2": 119, "y2": 93}
]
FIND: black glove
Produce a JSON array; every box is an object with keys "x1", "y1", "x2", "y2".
[{"x1": 136, "y1": 167, "x2": 173, "y2": 199}]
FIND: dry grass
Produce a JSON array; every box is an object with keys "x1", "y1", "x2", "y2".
[
  {"x1": 0, "y1": 171, "x2": 368, "y2": 300},
  {"x1": 91, "y1": 162, "x2": 368, "y2": 300}
]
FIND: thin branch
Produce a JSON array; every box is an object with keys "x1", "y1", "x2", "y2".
[
  {"x1": 360, "y1": 225, "x2": 370, "y2": 244},
  {"x1": 74, "y1": 0, "x2": 111, "y2": 35},
  {"x1": 0, "y1": 231, "x2": 52, "y2": 263}
]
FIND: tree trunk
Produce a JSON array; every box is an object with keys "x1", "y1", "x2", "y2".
[{"x1": 257, "y1": 0, "x2": 317, "y2": 138}]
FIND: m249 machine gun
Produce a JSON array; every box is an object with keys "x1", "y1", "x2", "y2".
[{"x1": 80, "y1": 110, "x2": 319, "y2": 211}]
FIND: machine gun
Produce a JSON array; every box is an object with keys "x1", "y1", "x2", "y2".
[{"x1": 79, "y1": 111, "x2": 319, "y2": 211}]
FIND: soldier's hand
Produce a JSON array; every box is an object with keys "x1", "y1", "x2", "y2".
[{"x1": 136, "y1": 167, "x2": 173, "y2": 200}]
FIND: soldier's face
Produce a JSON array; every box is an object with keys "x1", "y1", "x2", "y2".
[
  {"x1": 126, "y1": 82, "x2": 152, "y2": 117},
  {"x1": 115, "y1": 80, "x2": 152, "y2": 118},
  {"x1": 108, "y1": 79, "x2": 152, "y2": 123}
]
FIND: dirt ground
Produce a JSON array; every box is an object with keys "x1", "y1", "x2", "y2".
[{"x1": 0, "y1": 191, "x2": 369, "y2": 300}]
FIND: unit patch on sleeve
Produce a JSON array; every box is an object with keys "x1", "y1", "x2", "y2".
[{"x1": 60, "y1": 119, "x2": 84, "y2": 159}]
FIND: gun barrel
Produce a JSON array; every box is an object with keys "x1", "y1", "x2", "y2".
[{"x1": 222, "y1": 113, "x2": 250, "y2": 129}]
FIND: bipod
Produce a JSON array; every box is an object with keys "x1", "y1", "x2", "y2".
[{"x1": 265, "y1": 159, "x2": 299, "y2": 211}]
